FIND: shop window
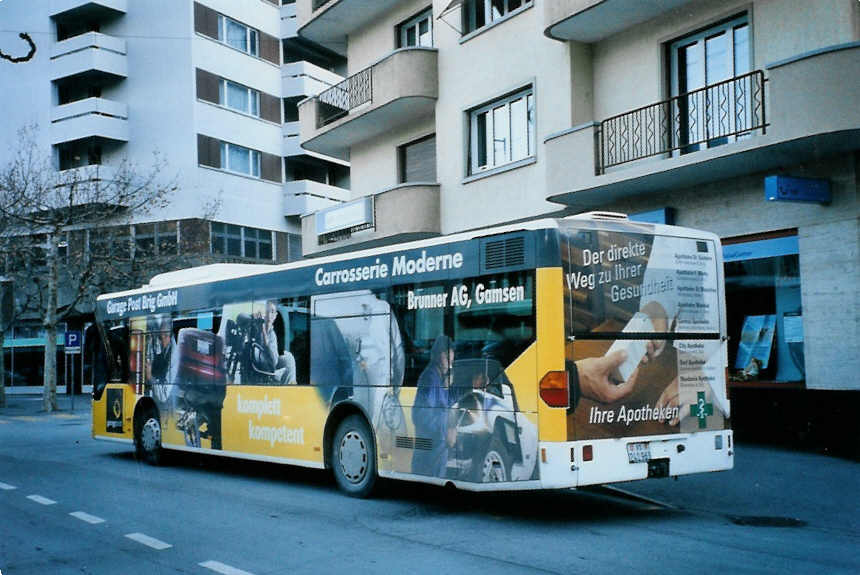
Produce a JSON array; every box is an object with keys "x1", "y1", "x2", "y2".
[{"x1": 724, "y1": 233, "x2": 804, "y2": 383}]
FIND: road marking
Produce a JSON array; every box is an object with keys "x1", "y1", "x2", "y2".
[
  {"x1": 199, "y1": 560, "x2": 256, "y2": 575},
  {"x1": 26, "y1": 495, "x2": 57, "y2": 505},
  {"x1": 124, "y1": 533, "x2": 172, "y2": 550},
  {"x1": 0, "y1": 482, "x2": 16, "y2": 490},
  {"x1": 70, "y1": 511, "x2": 106, "y2": 524}
]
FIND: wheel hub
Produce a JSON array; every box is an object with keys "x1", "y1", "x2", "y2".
[
  {"x1": 141, "y1": 417, "x2": 161, "y2": 452},
  {"x1": 482, "y1": 451, "x2": 506, "y2": 482},
  {"x1": 339, "y1": 431, "x2": 367, "y2": 483}
]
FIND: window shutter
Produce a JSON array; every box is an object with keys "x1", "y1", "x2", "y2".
[
  {"x1": 261, "y1": 152, "x2": 282, "y2": 183},
  {"x1": 196, "y1": 68, "x2": 220, "y2": 104},
  {"x1": 197, "y1": 134, "x2": 221, "y2": 169},
  {"x1": 401, "y1": 135, "x2": 436, "y2": 183},
  {"x1": 260, "y1": 32, "x2": 280, "y2": 65},
  {"x1": 260, "y1": 92, "x2": 281, "y2": 123},
  {"x1": 194, "y1": 2, "x2": 219, "y2": 39}
]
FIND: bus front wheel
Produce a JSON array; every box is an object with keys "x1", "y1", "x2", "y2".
[
  {"x1": 332, "y1": 415, "x2": 377, "y2": 498},
  {"x1": 135, "y1": 406, "x2": 163, "y2": 466}
]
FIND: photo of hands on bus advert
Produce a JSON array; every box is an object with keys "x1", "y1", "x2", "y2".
[{"x1": 93, "y1": 213, "x2": 732, "y2": 496}]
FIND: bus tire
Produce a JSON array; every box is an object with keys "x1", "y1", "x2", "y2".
[
  {"x1": 477, "y1": 436, "x2": 512, "y2": 483},
  {"x1": 135, "y1": 406, "x2": 163, "y2": 466},
  {"x1": 332, "y1": 415, "x2": 377, "y2": 498}
]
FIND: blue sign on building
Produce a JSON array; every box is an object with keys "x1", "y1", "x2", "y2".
[{"x1": 64, "y1": 330, "x2": 81, "y2": 354}]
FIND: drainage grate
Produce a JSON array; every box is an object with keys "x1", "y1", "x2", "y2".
[{"x1": 729, "y1": 515, "x2": 807, "y2": 528}]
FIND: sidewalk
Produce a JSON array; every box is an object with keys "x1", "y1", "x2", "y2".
[{"x1": 0, "y1": 394, "x2": 92, "y2": 417}]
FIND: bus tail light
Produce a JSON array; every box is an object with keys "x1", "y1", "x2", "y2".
[
  {"x1": 583, "y1": 445, "x2": 593, "y2": 461},
  {"x1": 539, "y1": 370, "x2": 569, "y2": 407}
]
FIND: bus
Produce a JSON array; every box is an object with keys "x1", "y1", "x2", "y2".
[{"x1": 92, "y1": 212, "x2": 733, "y2": 497}]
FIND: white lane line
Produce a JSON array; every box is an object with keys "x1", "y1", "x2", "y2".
[
  {"x1": 70, "y1": 511, "x2": 106, "y2": 524},
  {"x1": 26, "y1": 494, "x2": 57, "y2": 505},
  {"x1": 0, "y1": 482, "x2": 17, "y2": 490},
  {"x1": 124, "y1": 532, "x2": 172, "y2": 550},
  {"x1": 199, "y1": 560, "x2": 256, "y2": 575}
]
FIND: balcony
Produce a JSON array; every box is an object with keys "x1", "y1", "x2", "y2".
[
  {"x1": 281, "y1": 1, "x2": 298, "y2": 39},
  {"x1": 544, "y1": 0, "x2": 695, "y2": 43},
  {"x1": 284, "y1": 179, "x2": 350, "y2": 216},
  {"x1": 282, "y1": 61, "x2": 344, "y2": 99},
  {"x1": 301, "y1": 183, "x2": 440, "y2": 255},
  {"x1": 298, "y1": 48, "x2": 437, "y2": 160},
  {"x1": 50, "y1": 32, "x2": 127, "y2": 82},
  {"x1": 50, "y1": 0, "x2": 127, "y2": 19},
  {"x1": 296, "y1": 0, "x2": 407, "y2": 56},
  {"x1": 50, "y1": 97, "x2": 128, "y2": 144},
  {"x1": 545, "y1": 43, "x2": 860, "y2": 206}
]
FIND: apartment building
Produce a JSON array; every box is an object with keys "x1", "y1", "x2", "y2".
[
  {"x1": 0, "y1": 0, "x2": 347, "y2": 393},
  {"x1": 295, "y1": 0, "x2": 858, "y2": 450}
]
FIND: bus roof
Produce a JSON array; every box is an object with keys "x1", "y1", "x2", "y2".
[{"x1": 96, "y1": 213, "x2": 717, "y2": 301}]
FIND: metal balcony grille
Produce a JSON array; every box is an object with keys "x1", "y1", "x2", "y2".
[
  {"x1": 316, "y1": 66, "x2": 372, "y2": 127},
  {"x1": 598, "y1": 70, "x2": 766, "y2": 173}
]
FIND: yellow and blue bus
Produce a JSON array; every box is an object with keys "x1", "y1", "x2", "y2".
[{"x1": 93, "y1": 212, "x2": 733, "y2": 496}]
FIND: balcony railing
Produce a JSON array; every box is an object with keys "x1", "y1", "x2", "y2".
[
  {"x1": 316, "y1": 66, "x2": 372, "y2": 127},
  {"x1": 598, "y1": 70, "x2": 766, "y2": 173}
]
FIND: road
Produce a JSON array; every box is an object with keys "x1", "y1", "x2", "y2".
[{"x1": 1, "y1": 396, "x2": 858, "y2": 574}]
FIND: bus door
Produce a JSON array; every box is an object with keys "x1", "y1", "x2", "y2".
[{"x1": 312, "y1": 291, "x2": 404, "y2": 450}]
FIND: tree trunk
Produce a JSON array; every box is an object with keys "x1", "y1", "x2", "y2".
[{"x1": 43, "y1": 234, "x2": 58, "y2": 412}]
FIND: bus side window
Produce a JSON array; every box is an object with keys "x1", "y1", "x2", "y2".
[
  {"x1": 391, "y1": 283, "x2": 450, "y2": 387},
  {"x1": 282, "y1": 302, "x2": 310, "y2": 385}
]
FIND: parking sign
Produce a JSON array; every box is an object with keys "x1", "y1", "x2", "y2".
[{"x1": 64, "y1": 330, "x2": 81, "y2": 354}]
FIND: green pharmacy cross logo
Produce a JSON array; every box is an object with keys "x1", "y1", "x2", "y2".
[{"x1": 689, "y1": 391, "x2": 714, "y2": 429}]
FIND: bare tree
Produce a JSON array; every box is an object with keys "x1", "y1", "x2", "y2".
[{"x1": 0, "y1": 127, "x2": 180, "y2": 412}]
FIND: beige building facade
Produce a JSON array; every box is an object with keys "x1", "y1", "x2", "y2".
[{"x1": 295, "y1": 0, "x2": 859, "y2": 452}]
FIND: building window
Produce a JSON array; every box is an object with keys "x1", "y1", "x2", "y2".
[
  {"x1": 399, "y1": 134, "x2": 436, "y2": 183},
  {"x1": 398, "y1": 8, "x2": 433, "y2": 47},
  {"x1": 220, "y1": 79, "x2": 260, "y2": 117},
  {"x1": 218, "y1": 14, "x2": 259, "y2": 56},
  {"x1": 723, "y1": 232, "x2": 804, "y2": 383},
  {"x1": 669, "y1": 14, "x2": 751, "y2": 151},
  {"x1": 462, "y1": 0, "x2": 531, "y2": 35},
  {"x1": 134, "y1": 221, "x2": 178, "y2": 258},
  {"x1": 469, "y1": 87, "x2": 534, "y2": 174},
  {"x1": 88, "y1": 227, "x2": 131, "y2": 261},
  {"x1": 220, "y1": 142, "x2": 261, "y2": 178},
  {"x1": 211, "y1": 223, "x2": 273, "y2": 261}
]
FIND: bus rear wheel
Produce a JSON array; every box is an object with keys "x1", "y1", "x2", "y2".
[
  {"x1": 332, "y1": 415, "x2": 377, "y2": 498},
  {"x1": 135, "y1": 406, "x2": 163, "y2": 466}
]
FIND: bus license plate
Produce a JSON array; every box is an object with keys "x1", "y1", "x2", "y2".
[{"x1": 627, "y1": 442, "x2": 651, "y2": 463}]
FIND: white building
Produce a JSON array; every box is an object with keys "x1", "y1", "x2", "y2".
[{"x1": 0, "y1": 0, "x2": 347, "y2": 392}]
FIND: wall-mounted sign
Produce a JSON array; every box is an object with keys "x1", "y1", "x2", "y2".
[
  {"x1": 630, "y1": 207, "x2": 675, "y2": 225},
  {"x1": 316, "y1": 196, "x2": 374, "y2": 235},
  {"x1": 765, "y1": 175, "x2": 830, "y2": 204}
]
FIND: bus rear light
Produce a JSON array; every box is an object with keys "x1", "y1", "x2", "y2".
[
  {"x1": 541, "y1": 448, "x2": 547, "y2": 463},
  {"x1": 539, "y1": 370, "x2": 569, "y2": 407},
  {"x1": 582, "y1": 445, "x2": 593, "y2": 461}
]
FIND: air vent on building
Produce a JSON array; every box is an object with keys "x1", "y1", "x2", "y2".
[{"x1": 484, "y1": 236, "x2": 525, "y2": 270}]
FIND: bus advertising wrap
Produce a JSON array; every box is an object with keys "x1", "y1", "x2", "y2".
[{"x1": 562, "y1": 225, "x2": 728, "y2": 441}]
